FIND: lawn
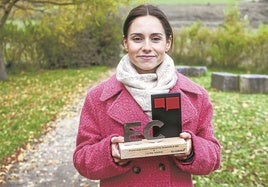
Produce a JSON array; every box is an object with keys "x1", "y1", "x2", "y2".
[
  {"x1": 0, "y1": 67, "x2": 267, "y2": 186},
  {"x1": 0, "y1": 67, "x2": 108, "y2": 164},
  {"x1": 190, "y1": 71, "x2": 268, "y2": 187}
]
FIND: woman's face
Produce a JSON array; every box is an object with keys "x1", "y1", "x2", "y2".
[{"x1": 123, "y1": 15, "x2": 171, "y2": 74}]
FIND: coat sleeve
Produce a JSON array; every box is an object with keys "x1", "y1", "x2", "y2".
[
  {"x1": 173, "y1": 91, "x2": 221, "y2": 175},
  {"x1": 73, "y1": 93, "x2": 131, "y2": 180}
]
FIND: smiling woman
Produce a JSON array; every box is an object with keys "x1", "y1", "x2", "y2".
[
  {"x1": 73, "y1": 4, "x2": 221, "y2": 187},
  {"x1": 122, "y1": 15, "x2": 171, "y2": 74}
]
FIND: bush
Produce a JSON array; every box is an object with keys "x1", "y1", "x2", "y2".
[
  {"x1": 62, "y1": 17, "x2": 122, "y2": 68},
  {"x1": 171, "y1": 5, "x2": 268, "y2": 74},
  {"x1": 32, "y1": 6, "x2": 123, "y2": 69},
  {"x1": 0, "y1": 21, "x2": 40, "y2": 71},
  {"x1": 172, "y1": 21, "x2": 211, "y2": 67},
  {"x1": 35, "y1": 17, "x2": 122, "y2": 69},
  {"x1": 0, "y1": 1, "x2": 128, "y2": 70}
]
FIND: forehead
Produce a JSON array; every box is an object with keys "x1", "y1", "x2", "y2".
[{"x1": 128, "y1": 15, "x2": 165, "y2": 35}]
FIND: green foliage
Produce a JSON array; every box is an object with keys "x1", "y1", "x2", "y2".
[
  {"x1": 172, "y1": 21, "x2": 211, "y2": 66},
  {"x1": 0, "y1": 21, "x2": 39, "y2": 70},
  {"x1": 171, "y1": 5, "x2": 268, "y2": 74},
  {"x1": 0, "y1": 67, "x2": 108, "y2": 163},
  {"x1": 0, "y1": 0, "x2": 130, "y2": 70},
  {"x1": 35, "y1": 2, "x2": 123, "y2": 68},
  {"x1": 67, "y1": 18, "x2": 122, "y2": 67}
]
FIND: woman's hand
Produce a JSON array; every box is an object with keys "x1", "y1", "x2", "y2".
[
  {"x1": 174, "y1": 132, "x2": 193, "y2": 161},
  {"x1": 111, "y1": 136, "x2": 131, "y2": 166}
]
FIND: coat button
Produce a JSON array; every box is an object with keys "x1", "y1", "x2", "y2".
[
  {"x1": 132, "y1": 166, "x2": 141, "y2": 174},
  {"x1": 158, "y1": 163, "x2": 165, "y2": 171}
]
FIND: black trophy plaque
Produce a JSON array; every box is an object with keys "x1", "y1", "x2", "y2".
[{"x1": 151, "y1": 92, "x2": 182, "y2": 138}]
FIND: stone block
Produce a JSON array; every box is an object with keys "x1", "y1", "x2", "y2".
[
  {"x1": 176, "y1": 66, "x2": 207, "y2": 77},
  {"x1": 240, "y1": 74, "x2": 268, "y2": 94},
  {"x1": 211, "y1": 72, "x2": 239, "y2": 91}
]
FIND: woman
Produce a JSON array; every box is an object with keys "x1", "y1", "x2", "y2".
[{"x1": 73, "y1": 4, "x2": 221, "y2": 187}]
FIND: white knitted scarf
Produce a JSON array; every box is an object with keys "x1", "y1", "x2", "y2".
[{"x1": 116, "y1": 54, "x2": 178, "y2": 116}]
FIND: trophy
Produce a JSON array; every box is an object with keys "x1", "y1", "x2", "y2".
[{"x1": 119, "y1": 93, "x2": 188, "y2": 159}]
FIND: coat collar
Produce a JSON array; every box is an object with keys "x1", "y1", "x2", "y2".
[
  {"x1": 100, "y1": 75, "x2": 124, "y2": 102},
  {"x1": 172, "y1": 72, "x2": 202, "y2": 95},
  {"x1": 100, "y1": 75, "x2": 148, "y2": 125},
  {"x1": 100, "y1": 73, "x2": 202, "y2": 101},
  {"x1": 99, "y1": 73, "x2": 201, "y2": 126}
]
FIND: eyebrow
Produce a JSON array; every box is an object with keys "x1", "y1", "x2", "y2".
[{"x1": 129, "y1": 33, "x2": 164, "y2": 36}]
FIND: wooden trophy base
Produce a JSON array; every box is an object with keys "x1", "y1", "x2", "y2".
[{"x1": 119, "y1": 137, "x2": 188, "y2": 159}]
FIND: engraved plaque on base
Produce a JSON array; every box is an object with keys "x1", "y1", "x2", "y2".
[{"x1": 119, "y1": 137, "x2": 188, "y2": 159}]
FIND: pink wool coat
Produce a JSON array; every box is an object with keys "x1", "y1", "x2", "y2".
[{"x1": 73, "y1": 73, "x2": 221, "y2": 187}]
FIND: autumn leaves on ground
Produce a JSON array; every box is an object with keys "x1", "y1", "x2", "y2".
[
  {"x1": 1, "y1": 67, "x2": 267, "y2": 186},
  {"x1": 0, "y1": 67, "x2": 107, "y2": 164}
]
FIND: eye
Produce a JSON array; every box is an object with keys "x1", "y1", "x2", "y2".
[
  {"x1": 151, "y1": 36, "x2": 162, "y2": 42},
  {"x1": 131, "y1": 36, "x2": 143, "y2": 42}
]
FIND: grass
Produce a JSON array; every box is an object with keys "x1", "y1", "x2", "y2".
[
  {"x1": 1, "y1": 68, "x2": 267, "y2": 186},
  {"x1": 190, "y1": 71, "x2": 268, "y2": 187},
  {"x1": 0, "y1": 66, "x2": 108, "y2": 163},
  {"x1": 146, "y1": 0, "x2": 237, "y2": 5}
]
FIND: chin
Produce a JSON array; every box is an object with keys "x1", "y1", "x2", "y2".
[{"x1": 139, "y1": 67, "x2": 157, "y2": 74}]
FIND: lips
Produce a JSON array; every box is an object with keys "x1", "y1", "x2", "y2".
[{"x1": 138, "y1": 55, "x2": 156, "y2": 61}]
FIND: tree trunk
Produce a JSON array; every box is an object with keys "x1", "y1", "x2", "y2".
[{"x1": 0, "y1": 50, "x2": 7, "y2": 80}]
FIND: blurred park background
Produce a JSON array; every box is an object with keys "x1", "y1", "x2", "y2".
[{"x1": 0, "y1": 0, "x2": 267, "y2": 186}]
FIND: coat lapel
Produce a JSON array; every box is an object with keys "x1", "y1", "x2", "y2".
[
  {"x1": 171, "y1": 73, "x2": 201, "y2": 125},
  {"x1": 107, "y1": 90, "x2": 148, "y2": 125},
  {"x1": 100, "y1": 75, "x2": 148, "y2": 126}
]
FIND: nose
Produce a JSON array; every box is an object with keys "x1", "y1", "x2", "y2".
[{"x1": 142, "y1": 38, "x2": 152, "y2": 52}]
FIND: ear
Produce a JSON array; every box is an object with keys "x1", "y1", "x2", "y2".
[
  {"x1": 122, "y1": 36, "x2": 128, "y2": 52},
  {"x1": 165, "y1": 37, "x2": 172, "y2": 52}
]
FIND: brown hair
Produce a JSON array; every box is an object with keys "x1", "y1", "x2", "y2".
[{"x1": 123, "y1": 4, "x2": 173, "y2": 46}]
